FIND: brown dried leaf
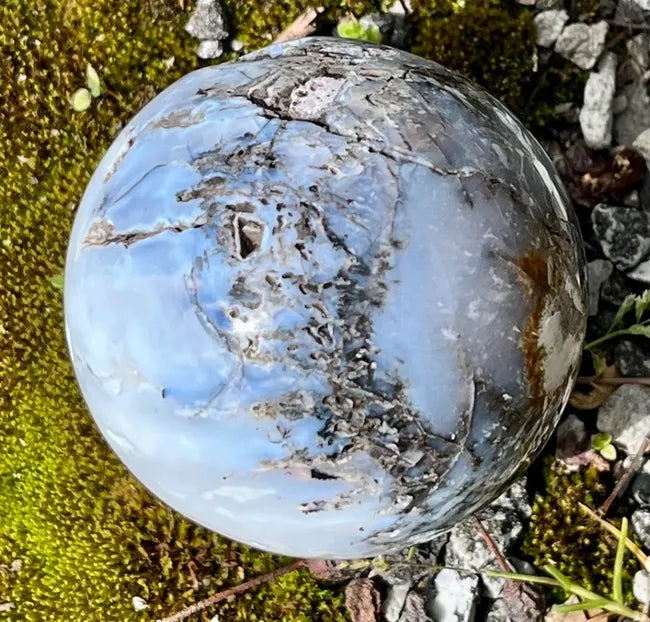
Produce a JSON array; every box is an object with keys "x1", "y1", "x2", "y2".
[
  {"x1": 344, "y1": 578, "x2": 381, "y2": 622},
  {"x1": 564, "y1": 144, "x2": 646, "y2": 208},
  {"x1": 562, "y1": 448, "x2": 610, "y2": 472},
  {"x1": 569, "y1": 363, "x2": 619, "y2": 410}
]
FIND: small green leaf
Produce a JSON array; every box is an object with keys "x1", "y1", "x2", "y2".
[
  {"x1": 365, "y1": 24, "x2": 382, "y2": 44},
  {"x1": 86, "y1": 64, "x2": 101, "y2": 98},
  {"x1": 590, "y1": 350, "x2": 604, "y2": 374},
  {"x1": 48, "y1": 272, "x2": 64, "y2": 289},
  {"x1": 337, "y1": 21, "x2": 365, "y2": 40},
  {"x1": 610, "y1": 294, "x2": 636, "y2": 331},
  {"x1": 600, "y1": 444, "x2": 617, "y2": 461},
  {"x1": 626, "y1": 324, "x2": 650, "y2": 339},
  {"x1": 591, "y1": 432, "x2": 612, "y2": 452},
  {"x1": 70, "y1": 88, "x2": 92, "y2": 112}
]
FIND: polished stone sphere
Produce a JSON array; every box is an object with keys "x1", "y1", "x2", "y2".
[{"x1": 64, "y1": 37, "x2": 587, "y2": 558}]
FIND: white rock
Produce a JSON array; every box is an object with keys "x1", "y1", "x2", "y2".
[
  {"x1": 230, "y1": 38, "x2": 244, "y2": 52},
  {"x1": 596, "y1": 384, "x2": 650, "y2": 455},
  {"x1": 633, "y1": 127, "x2": 650, "y2": 169},
  {"x1": 587, "y1": 259, "x2": 614, "y2": 316},
  {"x1": 445, "y1": 510, "x2": 523, "y2": 598},
  {"x1": 579, "y1": 52, "x2": 617, "y2": 149},
  {"x1": 197, "y1": 40, "x2": 224, "y2": 59},
  {"x1": 633, "y1": 0, "x2": 650, "y2": 9},
  {"x1": 429, "y1": 569, "x2": 478, "y2": 622},
  {"x1": 628, "y1": 33, "x2": 650, "y2": 68},
  {"x1": 132, "y1": 596, "x2": 148, "y2": 611},
  {"x1": 535, "y1": 10, "x2": 569, "y2": 47},
  {"x1": 383, "y1": 581, "x2": 412, "y2": 622},
  {"x1": 555, "y1": 21, "x2": 609, "y2": 70},
  {"x1": 628, "y1": 258, "x2": 650, "y2": 284},
  {"x1": 634, "y1": 570, "x2": 650, "y2": 604},
  {"x1": 615, "y1": 82, "x2": 650, "y2": 146},
  {"x1": 185, "y1": 0, "x2": 227, "y2": 41}
]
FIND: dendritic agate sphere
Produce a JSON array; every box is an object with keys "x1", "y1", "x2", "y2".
[{"x1": 64, "y1": 37, "x2": 587, "y2": 558}]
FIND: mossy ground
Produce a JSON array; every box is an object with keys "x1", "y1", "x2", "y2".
[
  {"x1": 523, "y1": 459, "x2": 640, "y2": 602},
  {"x1": 0, "y1": 0, "x2": 540, "y2": 620},
  {"x1": 0, "y1": 1, "x2": 357, "y2": 620}
]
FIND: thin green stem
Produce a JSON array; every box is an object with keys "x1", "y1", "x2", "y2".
[
  {"x1": 613, "y1": 517, "x2": 628, "y2": 604},
  {"x1": 554, "y1": 597, "x2": 609, "y2": 613},
  {"x1": 483, "y1": 569, "x2": 560, "y2": 587}
]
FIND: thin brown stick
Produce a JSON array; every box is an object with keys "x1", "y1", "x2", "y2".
[
  {"x1": 156, "y1": 559, "x2": 308, "y2": 622},
  {"x1": 607, "y1": 19, "x2": 650, "y2": 31},
  {"x1": 599, "y1": 436, "x2": 650, "y2": 515},
  {"x1": 274, "y1": 7, "x2": 325, "y2": 44},
  {"x1": 577, "y1": 376, "x2": 650, "y2": 387},
  {"x1": 474, "y1": 516, "x2": 513, "y2": 572}
]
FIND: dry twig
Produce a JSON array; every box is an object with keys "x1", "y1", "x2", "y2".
[
  {"x1": 274, "y1": 7, "x2": 325, "y2": 44},
  {"x1": 599, "y1": 436, "x2": 650, "y2": 515},
  {"x1": 156, "y1": 558, "x2": 307, "y2": 622}
]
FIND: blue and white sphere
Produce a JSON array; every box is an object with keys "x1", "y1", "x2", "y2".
[{"x1": 64, "y1": 38, "x2": 587, "y2": 558}]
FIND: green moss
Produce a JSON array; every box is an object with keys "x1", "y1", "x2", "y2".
[
  {"x1": 221, "y1": 0, "x2": 386, "y2": 49},
  {"x1": 524, "y1": 58, "x2": 588, "y2": 131},
  {"x1": 523, "y1": 459, "x2": 640, "y2": 601},
  {"x1": 0, "y1": 2, "x2": 348, "y2": 620},
  {"x1": 409, "y1": 0, "x2": 536, "y2": 113}
]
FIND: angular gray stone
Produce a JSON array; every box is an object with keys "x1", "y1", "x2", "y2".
[
  {"x1": 398, "y1": 591, "x2": 432, "y2": 622},
  {"x1": 429, "y1": 569, "x2": 478, "y2": 622},
  {"x1": 633, "y1": 509, "x2": 650, "y2": 550},
  {"x1": 555, "y1": 21, "x2": 609, "y2": 70},
  {"x1": 597, "y1": 384, "x2": 650, "y2": 455},
  {"x1": 615, "y1": 340, "x2": 650, "y2": 377},
  {"x1": 615, "y1": 83, "x2": 650, "y2": 147},
  {"x1": 587, "y1": 259, "x2": 614, "y2": 316},
  {"x1": 600, "y1": 268, "x2": 636, "y2": 306},
  {"x1": 445, "y1": 509, "x2": 523, "y2": 598},
  {"x1": 617, "y1": 0, "x2": 646, "y2": 22},
  {"x1": 384, "y1": 581, "x2": 412, "y2": 622},
  {"x1": 534, "y1": 10, "x2": 569, "y2": 48},
  {"x1": 591, "y1": 204, "x2": 650, "y2": 270},
  {"x1": 185, "y1": 0, "x2": 227, "y2": 42},
  {"x1": 632, "y1": 459, "x2": 650, "y2": 506},
  {"x1": 556, "y1": 413, "x2": 588, "y2": 459},
  {"x1": 485, "y1": 598, "x2": 510, "y2": 622},
  {"x1": 579, "y1": 52, "x2": 617, "y2": 149},
  {"x1": 627, "y1": 33, "x2": 650, "y2": 68},
  {"x1": 628, "y1": 258, "x2": 650, "y2": 284}
]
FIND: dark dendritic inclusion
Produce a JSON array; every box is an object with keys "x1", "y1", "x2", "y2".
[{"x1": 64, "y1": 37, "x2": 586, "y2": 558}]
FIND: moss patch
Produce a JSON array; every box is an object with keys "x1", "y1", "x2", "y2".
[
  {"x1": 523, "y1": 459, "x2": 640, "y2": 601},
  {"x1": 409, "y1": 0, "x2": 536, "y2": 114},
  {"x1": 0, "y1": 1, "x2": 348, "y2": 620}
]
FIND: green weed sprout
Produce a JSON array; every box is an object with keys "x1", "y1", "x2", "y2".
[
  {"x1": 585, "y1": 290, "x2": 650, "y2": 371},
  {"x1": 591, "y1": 433, "x2": 617, "y2": 462},
  {"x1": 487, "y1": 506, "x2": 650, "y2": 621}
]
